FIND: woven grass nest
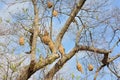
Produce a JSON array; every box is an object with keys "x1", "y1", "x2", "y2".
[
  {"x1": 76, "y1": 62, "x2": 83, "y2": 73},
  {"x1": 47, "y1": 1, "x2": 53, "y2": 8},
  {"x1": 52, "y1": 10, "x2": 58, "y2": 17},
  {"x1": 19, "y1": 36, "x2": 24, "y2": 45},
  {"x1": 88, "y1": 64, "x2": 94, "y2": 71}
]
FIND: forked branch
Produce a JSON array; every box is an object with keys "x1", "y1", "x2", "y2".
[
  {"x1": 45, "y1": 44, "x2": 111, "y2": 80},
  {"x1": 56, "y1": 0, "x2": 86, "y2": 47}
]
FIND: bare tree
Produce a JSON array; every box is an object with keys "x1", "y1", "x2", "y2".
[{"x1": 0, "y1": 0, "x2": 120, "y2": 80}]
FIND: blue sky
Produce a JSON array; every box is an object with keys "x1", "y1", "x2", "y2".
[{"x1": 113, "y1": 0, "x2": 120, "y2": 7}]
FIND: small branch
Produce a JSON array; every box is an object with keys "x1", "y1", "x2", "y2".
[
  {"x1": 50, "y1": 16, "x2": 53, "y2": 39},
  {"x1": 108, "y1": 54, "x2": 120, "y2": 63},
  {"x1": 76, "y1": 16, "x2": 85, "y2": 26},
  {"x1": 74, "y1": 16, "x2": 85, "y2": 46},
  {"x1": 94, "y1": 64, "x2": 106, "y2": 80},
  {"x1": 110, "y1": 38, "x2": 120, "y2": 51},
  {"x1": 107, "y1": 64, "x2": 120, "y2": 78},
  {"x1": 75, "y1": 25, "x2": 84, "y2": 46},
  {"x1": 34, "y1": 54, "x2": 59, "y2": 71},
  {"x1": 20, "y1": 23, "x2": 30, "y2": 32}
]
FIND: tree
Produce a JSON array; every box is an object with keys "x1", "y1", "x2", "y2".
[{"x1": 0, "y1": 0, "x2": 120, "y2": 80}]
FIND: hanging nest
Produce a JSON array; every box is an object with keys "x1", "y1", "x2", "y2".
[
  {"x1": 48, "y1": 41, "x2": 55, "y2": 53},
  {"x1": 42, "y1": 36, "x2": 51, "y2": 45},
  {"x1": 47, "y1": 1, "x2": 53, "y2": 8},
  {"x1": 42, "y1": 35, "x2": 55, "y2": 53},
  {"x1": 76, "y1": 62, "x2": 83, "y2": 73},
  {"x1": 42, "y1": 30, "x2": 51, "y2": 45},
  {"x1": 52, "y1": 10, "x2": 58, "y2": 17},
  {"x1": 42, "y1": 30, "x2": 65, "y2": 54},
  {"x1": 19, "y1": 36, "x2": 24, "y2": 45},
  {"x1": 88, "y1": 64, "x2": 94, "y2": 71},
  {"x1": 59, "y1": 45, "x2": 65, "y2": 56}
]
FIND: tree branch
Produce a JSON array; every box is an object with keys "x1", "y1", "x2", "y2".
[
  {"x1": 16, "y1": 0, "x2": 40, "y2": 80},
  {"x1": 44, "y1": 44, "x2": 111, "y2": 80},
  {"x1": 94, "y1": 64, "x2": 106, "y2": 80},
  {"x1": 108, "y1": 54, "x2": 120, "y2": 63},
  {"x1": 55, "y1": 0, "x2": 86, "y2": 47},
  {"x1": 44, "y1": 46, "x2": 80, "y2": 80},
  {"x1": 16, "y1": 53, "x2": 59, "y2": 80},
  {"x1": 77, "y1": 45, "x2": 111, "y2": 54},
  {"x1": 94, "y1": 53, "x2": 120, "y2": 80},
  {"x1": 107, "y1": 64, "x2": 120, "y2": 78}
]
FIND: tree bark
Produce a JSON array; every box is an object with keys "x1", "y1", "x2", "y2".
[{"x1": 16, "y1": 54, "x2": 59, "y2": 80}]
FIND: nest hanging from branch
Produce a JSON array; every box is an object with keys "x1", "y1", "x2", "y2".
[
  {"x1": 52, "y1": 10, "x2": 58, "y2": 17},
  {"x1": 88, "y1": 64, "x2": 94, "y2": 71},
  {"x1": 41, "y1": 30, "x2": 55, "y2": 53},
  {"x1": 47, "y1": 1, "x2": 53, "y2": 8},
  {"x1": 19, "y1": 36, "x2": 24, "y2": 45},
  {"x1": 42, "y1": 35, "x2": 65, "y2": 55},
  {"x1": 76, "y1": 62, "x2": 83, "y2": 73},
  {"x1": 41, "y1": 30, "x2": 51, "y2": 45},
  {"x1": 41, "y1": 30, "x2": 65, "y2": 55},
  {"x1": 42, "y1": 36, "x2": 51, "y2": 45}
]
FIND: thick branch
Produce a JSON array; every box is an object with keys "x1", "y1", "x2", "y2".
[
  {"x1": 102, "y1": 54, "x2": 109, "y2": 64},
  {"x1": 28, "y1": 0, "x2": 39, "y2": 78},
  {"x1": 16, "y1": 0, "x2": 39, "y2": 80},
  {"x1": 75, "y1": 25, "x2": 84, "y2": 46},
  {"x1": 30, "y1": 0, "x2": 39, "y2": 61},
  {"x1": 77, "y1": 45, "x2": 111, "y2": 54},
  {"x1": 44, "y1": 47, "x2": 80, "y2": 80},
  {"x1": 16, "y1": 54, "x2": 59, "y2": 80}
]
